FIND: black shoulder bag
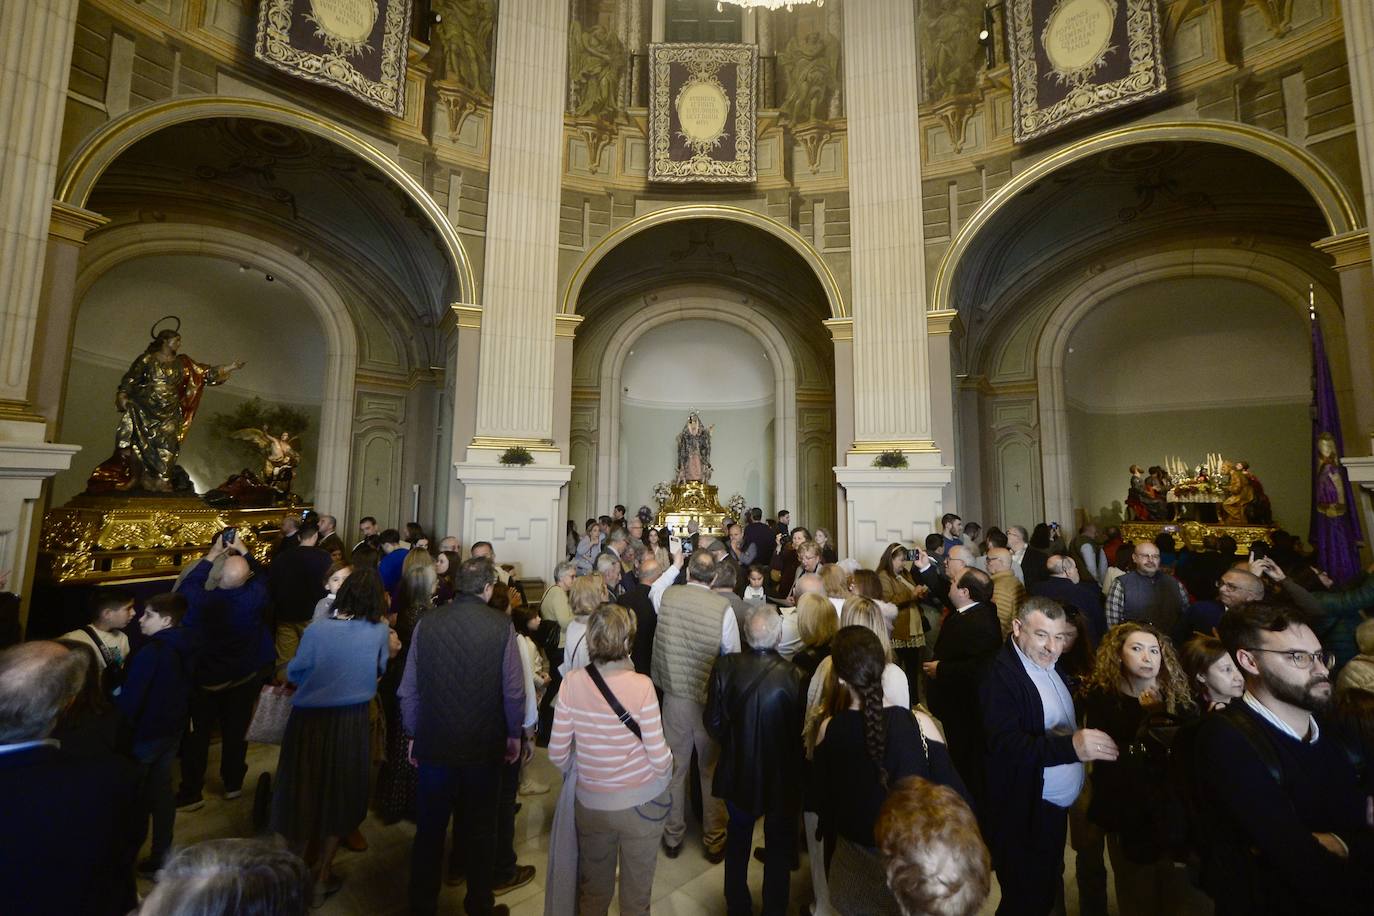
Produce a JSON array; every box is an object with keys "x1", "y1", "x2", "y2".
[{"x1": 586, "y1": 664, "x2": 642, "y2": 739}]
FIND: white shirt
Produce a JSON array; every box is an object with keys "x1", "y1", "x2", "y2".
[
  {"x1": 1243, "y1": 690, "x2": 1319, "y2": 743},
  {"x1": 516, "y1": 634, "x2": 539, "y2": 729},
  {"x1": 778, "y1": 609, "x2": 803, "y2": 660},
  {"x1": 743, "y1": 585, "x2": 768, "y2": 604}
]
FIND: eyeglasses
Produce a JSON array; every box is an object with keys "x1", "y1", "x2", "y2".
[{"x1": 1243, "y1": 648, "x2": 1335, "y2": 670}]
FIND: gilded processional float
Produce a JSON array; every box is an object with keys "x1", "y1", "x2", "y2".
[
  {"x1": 655, "y1": 412, "x2": 729, "y2": 536},
  {"x1": 1122, "y1": 454, "x2": 1276, "y2": 555},
  {"x1": 39, "y1": 318, "x2": 307, "y2": 585}
]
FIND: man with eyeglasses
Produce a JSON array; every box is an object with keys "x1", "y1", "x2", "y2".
[
  {"x1": 1194, "y1": 601, "x2": 1374, "y2": 915},
  {"x1": 1180, "y1": 567, "x2": 1266, "y2": 641},
  {"x1": 1104, "y1": 542, "x2": 1190, "y2": 634}
]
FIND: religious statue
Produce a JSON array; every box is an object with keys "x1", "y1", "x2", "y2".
[
  {"x1": 1220, "y1": 462, "x2": 1256, "y2": 526},
  {"x1": 1315, "y1": 434, "x2": 1348, "y2": 518},
  {"x1": 1126, "y1": 464, "x2": 1167, "y2": 521},
  {"x1": 231, "y1": 428, "x2": 301, "y2": 495},
  {"x1": 778, "y1": 31, "x2": 840, "y2": 124},
  {"x1": 675, "y1": 412, "x2": 714, "y2": 484},
  {"x1": 1236, "y1": 460, "x2": 1273, "y2": 524},
  {"x1": 433, "y1": 0, "x2": 495, "y2": 93},
  {"x1": 568, "y1": 21, "x2": 625, "y2": 121},
  {"x1": 86, "y1": 317, "x2": 244, "y2": 494},
  {"x1": 917, "y1": 0, "x2": 983, "y2": 101}
]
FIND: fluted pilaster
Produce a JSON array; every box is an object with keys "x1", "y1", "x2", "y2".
[
  {"x1": 1344, "y1": 1, "x2": 1374, "y2": 248},
  {"x1": 0, "y1": 0, "x2": 80, "y2": 409},
  {"x1": 842, "y1": 0, "x2": 932, "y2": 450},
  {"x1": 473, "y1": 0, "x2": 569, "y2": 442}
]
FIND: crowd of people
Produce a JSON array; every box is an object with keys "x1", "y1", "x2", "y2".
[{"x1": 2, "y1": 505, "x2": 1374, "y2": 916}]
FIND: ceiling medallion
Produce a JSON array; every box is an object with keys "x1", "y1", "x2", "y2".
[{"x1": 717, "y1": 0, "x2": 823, "y2": 11}]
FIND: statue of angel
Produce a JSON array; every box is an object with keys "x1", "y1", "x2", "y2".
[
  {"x1": 232, "y1": 428, "x2": 301, "y2": 493},
  {"x1": 779, "y1": 30, "x2": 840, "y2": 123},
  {"x1": 675, "y1": 412, "x2": 713, "y2": 484}
]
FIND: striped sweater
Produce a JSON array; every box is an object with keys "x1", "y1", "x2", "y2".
[{"x1": 548, "y1": 660, "x2": 673, "y2": 810}]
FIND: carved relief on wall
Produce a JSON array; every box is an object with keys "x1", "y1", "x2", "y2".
[
  {"x1": 773, "y1": 6, "x2": 843, "y2": 173},
  {"x1": 568, "y1": 15, "x2": 627, "y2": 174},
  {"x1": 917, "y1": 0, "x2": 989, "y2": 155},
  {"x1": 431, "y1": 0, "x2": 496, "y2": 138}
]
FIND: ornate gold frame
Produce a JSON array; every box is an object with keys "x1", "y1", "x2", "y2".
[{"x1": 648, "y1": 43, "x2": 757, "y2": 184}]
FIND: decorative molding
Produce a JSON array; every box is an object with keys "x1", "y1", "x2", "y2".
[
  {"x1": 1065, "y1": 393, "x2": 1310, "y2": 415},
  {"x1": 452, "y1": 303, "x2": 483, "y2": 329},
  {"x1": 554, "y1": 313, "x2": 585, "y2": 339},
  {"x1": 48, "y1": 203, "x2": 109, "y2": 244},
  {"x1": 468, "y1": 436, "x2": 561, "y2": 452},
  {"x1": 621, "y1": 393, "x2": 774, "y2": 411},
  {"x1": 849, "y1": 439, "x2": 941, "y2": 454},
  {"x1": 926, "y1": 309, "x2": 961, "y2": 336},
  {"x1": 823, "y1": 317, "x2": 853, "y2": 341},
  {"x1": 1314, "y1": 230, "x2": 1372, "y2": 271}
]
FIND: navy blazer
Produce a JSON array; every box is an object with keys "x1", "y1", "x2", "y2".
[{"x1": 978, "y1": 638, "x2": 1080, "y2": 864}]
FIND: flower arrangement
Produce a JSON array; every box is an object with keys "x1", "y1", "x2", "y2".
[
  {"x1": 498, "y1": 446, "x2": 534, "y2": 466},
  {"x1": 653, "y1": 480, "x2": 673, "y2": 505},
  {"x1": 727, "y1": 492, "x2": 747, "y2": 521},
  {"x1": 872, "y1": 449, "x2": 909, "y2": 469}
]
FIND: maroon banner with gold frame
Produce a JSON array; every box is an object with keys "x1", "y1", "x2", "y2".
[
  {"x1": 1007, "y1": 0, "x2": 1166, "y2": 144},
  {"x1": 648, "y1": 43, "x2": 757, "y2": 184},
  {"x1": 255, "y1": 0, "x2": 413, "y2": 117}
]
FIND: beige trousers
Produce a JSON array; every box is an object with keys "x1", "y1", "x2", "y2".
[
  {"x1": 660, "y1": 693, "x2": 728, "y2": 852},
  {"x1": 573, "y1": 790, "x2": 670, "y2": 915}
]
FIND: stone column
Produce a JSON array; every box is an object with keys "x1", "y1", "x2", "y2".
[
  {"x1": 0, "y1": 0, "x2": 81, "y2": 413},
  {"x1": 825, "y1": 318, "x2": 854, "y2": 557},
  {"x1": 927, "y1": 309, "x2": 960, "y2": 508},
  {"x1": 456, "y1": 0, "x2": 571, "y2": 581},
  {"x1": 446, "y1": 305, "x2": 482, "y2": 546},
  {"x1": 1343, "y1": 1, "x2": 1374, "y2": 255},
  {"x1": 33, "y1": 204, "x2": 109, "y2": 428},
  {"x1": 833, "y1": 0, "x2": 951, "y2": 567},
  {"x1": 1315, "y1": 232, "x2": 1374, "y2": 450},
  {"x1": 0, "y1": 1, "x2": 84, "y2": 615}
]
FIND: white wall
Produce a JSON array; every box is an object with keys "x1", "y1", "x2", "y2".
[
  {"x1": 55, "y1": 255, "x2": 327, "y2": 504},
  {"x1": 1063, "y1": 277, "x2": 1311, "y2": 531},
  {"x1": 618, "y1": 320, "x2": 776, "y2": 512}
]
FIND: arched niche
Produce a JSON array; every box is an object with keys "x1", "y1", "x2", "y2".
[{"x1": 65, "y1": 223, "x2": 357, "y2": 512}]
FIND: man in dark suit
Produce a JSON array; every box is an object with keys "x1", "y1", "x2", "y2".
[
  {"x1": 922, "y1": 568, "x2": 1001, "y2": 802},
  {"x1": 1030, "y1": 553, "x2": 1107, "y2": 639},
  {"x1": 618, "y1": 555, "x2": 663, "y2": 675},
  {"x1": 0, "y1": 641, "x2": 139, "y2": 916},
  {"x1": 980, "y1": 597, "x2": 1118, "y2": 916},
  {"x1": 743, "y1": 508, "x2": 776, "y2": 567}
]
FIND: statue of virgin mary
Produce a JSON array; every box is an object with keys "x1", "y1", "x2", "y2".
[{"x1": 675, "y1": 412, "x2": 713, "y2": 484}]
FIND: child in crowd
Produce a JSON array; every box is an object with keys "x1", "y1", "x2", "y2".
[
  {"x1": 743, "y1": 565, "x2": 768, "y2": 605},
  {"x1": 115, "y1": 592, "x2": 200, "y2": 875},
  {"x1": 513, "y1": 604, "x2": 551, "y2": 795},
  {"x1": 61, "y1": 590, "x2": 136, "y2": 694}
]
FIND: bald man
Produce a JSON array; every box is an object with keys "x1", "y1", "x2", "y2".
[
  {"x1": 1104, "y1": 541, "x2": 1190, "y2": 634},
  {"x1": 985, "y1": 547, "x2": 1027, "y2": 637},
  {"x1": 175, "y1": 534, "x2": 274, "y2": 809}
]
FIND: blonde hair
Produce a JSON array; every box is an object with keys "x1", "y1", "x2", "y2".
[
  {"x1": 877, "y1": 777, "x2": 991, "y2": 916},
  {"x1": 569, "y1": 574, "x2": 608, "y2": 618},
  {"x1": 1086, "y1": 622, "x2": 1195, "y2": 715},
  {"x1": 587, "y1": 603, "x2": 636, "y2": 664},
  {"x1": 841, "y1": 595, "x2": 893, "y2": 663},
  {"x1": 401, "y1": 548, "x2": 435, "y2": 577},
  {"x1": 820, "y1": 563, "x2": 850, "y2": 598},
  {"x1": 797, "y1": 592, "x2": 838, "y2": 648}
]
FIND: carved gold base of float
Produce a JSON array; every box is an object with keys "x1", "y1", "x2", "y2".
[
  {"x1": 657, "y1": 481, "x2": 727, "y2": 537},
  {"x1": 1119, "y1": 521, "x2": 1278, "y2": 556},
  {"x1": 38, "y1": 494, "x2": 304, "y2": 585}
]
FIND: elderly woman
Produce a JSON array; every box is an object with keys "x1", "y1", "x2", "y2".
[
  {"x1": 548, "y1": 604, "x2": 672, "y2": 915},
  {"x1": 560, "y1": 574, "x2": 609, "y2": 676}
]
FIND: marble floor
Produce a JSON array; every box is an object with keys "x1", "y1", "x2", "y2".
[{"x1": 148, "y1": 743, "x2": 1123, "y2": 915}]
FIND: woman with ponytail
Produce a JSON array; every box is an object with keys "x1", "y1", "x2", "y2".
[{"x1": 813, "y1": 627, "x2": 970, "y2": 916}]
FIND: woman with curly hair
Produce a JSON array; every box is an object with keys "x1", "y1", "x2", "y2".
[
  {"x1": 1081, "y1": 622, "x2": 1202, "y2": 916},
  {"x1": 813, "y1": 627, "x2": 969, "y2": 916}
]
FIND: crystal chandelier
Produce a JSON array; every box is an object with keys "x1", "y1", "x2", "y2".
[{"x1": 717, "y1": 0, "x2": 824, "y2": 10}]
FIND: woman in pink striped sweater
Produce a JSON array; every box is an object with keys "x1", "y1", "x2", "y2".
[{"x1": 549, "y1": 603, "x2": 673, "y2": 915}]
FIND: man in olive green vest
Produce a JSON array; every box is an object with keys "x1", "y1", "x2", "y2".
[{"x1": 651, "y1": 549, "x2": 742, "y2": 861}]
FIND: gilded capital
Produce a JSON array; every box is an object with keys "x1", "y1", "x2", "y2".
[
  {"x1": 48, "y1": 202, "x2": 108, "y2": 245},
  {"x1": 1313, "y1": 230, "x2": 1372, "y2": 271},
  {"x1": 926, "y1": 309, "x2": 960, "y2": 336}
]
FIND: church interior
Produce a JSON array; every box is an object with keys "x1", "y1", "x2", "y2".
[{"x1": 4, "y1": 0, "x2": 1374, "y2": 914}]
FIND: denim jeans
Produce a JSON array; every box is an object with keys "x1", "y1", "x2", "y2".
[{"x1": 132, "y1": 732, "x2": 182, "y2": 863}]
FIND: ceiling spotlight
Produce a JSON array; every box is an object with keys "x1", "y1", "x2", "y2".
[{"x1": 265, "y1": 274, "x2": 275, "y2": 282}]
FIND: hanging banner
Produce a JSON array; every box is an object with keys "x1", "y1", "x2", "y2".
[
  {"x1": 1007, "y1": 0, "x2": 1166, "y2": 144},
  {"x1": 648, "y1": 43, "x2": 757, "y2": 184},
  {"x1": 255, "y1": 0, "x2": 413, "y2": 117}
]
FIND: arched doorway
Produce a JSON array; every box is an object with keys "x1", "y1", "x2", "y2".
[
  {"x1": 566, "y1": 213, "x2": 840, "y2": 533},
  {"x1": 54, "y1": 101, "x2": 471, "y2": 528},
  {"x1": 937, "y1": 131, "x2": 1354, "y2": 532}
]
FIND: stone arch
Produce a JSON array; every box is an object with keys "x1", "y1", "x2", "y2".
[
  {"x1": 562, "y1": 205, "x2": 847, "y2": 318},
  {"x1": 74, "y1": 223, "x2": 358, "y2": 513},
  {"x1": 56, "y1": 97, "x2": 476, "y2": 304},
  {"x1": 1033, "y1": 249, "x2": 1340, "y2": 527},
  {"x1": 931, "y1": 121, "x2": 1362, "y2": 315},
  {"x1": 585, "y1": 291, "x2": 801, "y2": 520}
]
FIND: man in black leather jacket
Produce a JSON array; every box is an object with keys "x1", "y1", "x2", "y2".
[{"x1": 705, "y1": 604, "x2": 804, "y2": 916}]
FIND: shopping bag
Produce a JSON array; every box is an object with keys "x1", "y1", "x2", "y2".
[{"x1": 245, "y1": 684, "x2": 294, "y2": 745}]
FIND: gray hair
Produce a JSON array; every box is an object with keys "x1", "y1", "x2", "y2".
[
  {"x1": 594, "y1": 552, "x2": 621, "y2": 576},
  {"x1": 553, "y1": 560, "x2": 577, "y2": 583},
  {"x1": 1017, "y1": 595, "x2": 1067, "y2": 624},
  {"x1": 0, "y1": 642, "x2": 87, "y2": 744},
  {"x1": 137, "y1": 838, "x2": 311, "y2": 916},
  {"x1": 745, "y1": 604, "x2": 783, "y2": 651},
  {"x1": 606, "y1": 527, "x2": 630, "y2": 547},
  {"x1": 794, "y1": 572, "x2": 825, "y2": 596},
  {"x1": 638, "y1": 556, "x2": 663, "y2": 584},
  {"x1": 946, "y1": 545, "x2": 975, "y2": 566},
  {"x1": 1009, "y1": 525, "x2": 1029, "y2": 543}
]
